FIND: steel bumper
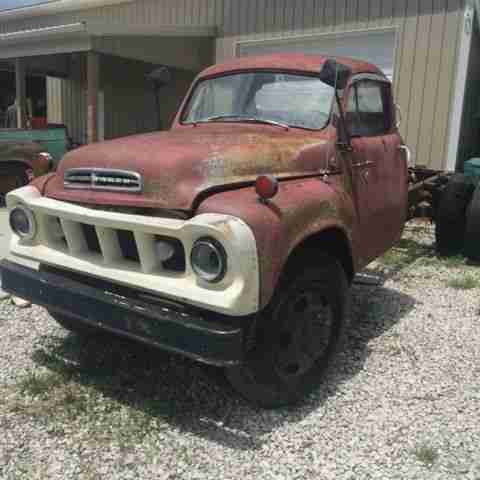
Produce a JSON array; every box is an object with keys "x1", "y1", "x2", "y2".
[{"x1": 1, "y1": 260, "x2": 247, "y2": 366}]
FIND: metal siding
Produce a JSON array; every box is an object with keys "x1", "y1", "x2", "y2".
[
  {"x1": 405, "y1": 0, "x2": 434, "y2": 165},
  {"x1": 430, "y1": 0, "x2": 463, "y2": 168},
  {"x1": 217, "y1": 0, "x2": 464, "y2": 170},
  {"x1": 3, "y1": 0, "x2": 465, "y2": 169}
]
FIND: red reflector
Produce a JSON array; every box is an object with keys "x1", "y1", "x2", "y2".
[{"x1": 255, "y1": 175, "x2": 279, "y2": 200}]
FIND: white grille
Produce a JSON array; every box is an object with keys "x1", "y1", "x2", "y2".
[{"x1": 64, "y1": 168, "x2": 142, "y2": 193}]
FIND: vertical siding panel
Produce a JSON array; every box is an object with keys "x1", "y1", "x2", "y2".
[
  {"x1": 264, "y1": 0, "x2": 276, "y2": 34},
  {"x1": 379, "y1": 0, "x2": 395, "y2": 26},
  {"x1": 396, "y1": 0, "x2": 419, "y2": 155},
  {"x1": 292, "y1": 0, "x2": 305, "y2": 32},
  {"x1": 303, "y1": 0, "x2": 316, "y2": 31},
  {"x1": 284, "y1": 0, "x2": 295, "y2": 31},
  {"x1": 335, "y1": 0, "x2": 347, "y2": 30},
  {"x1": 405, "y1": 0, "x2": 434, "y2": 164},
  {"x1": 275, "y1": 0, "x2": 289, "y2": 36},
  {"x1": 345, "y1": 0, "x2": 360, "y2": 28},
  {"x1": 432, "y1": 0, "x2": 462, "y2": 168},
  {"x1": 254, "y1": 0, "x2": 268, "y2": 36},
  {"x1": 392, "y1": 0, "x2": 407, "y2": 99},
  {"x1": 324, "y1": 0, "x2": 336, "y2": 31},
  {"x1": 368, "y1": 0, "x2": 382, "y2": 26},
  {"x1": 357, "y1": 0, "x2": 370, "y2": 27},
  {"x1": 416, "y1": 0, "x2": 447, "y2": 167}
]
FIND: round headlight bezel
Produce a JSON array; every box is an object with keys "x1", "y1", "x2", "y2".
[
  {"x1": 190, "y1": 237, "x2": 227, "y2": 284},
  {"x1": 9, "y1": 205, "x2": 37, "y2": 241}
]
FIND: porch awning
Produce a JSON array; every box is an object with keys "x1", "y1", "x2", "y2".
[
  {"x1": 0, "y1": 21, "x2": 216, "y2": 71},
  {"x1": 0, "y1": 23, "x2": 90, "y2": 58}
]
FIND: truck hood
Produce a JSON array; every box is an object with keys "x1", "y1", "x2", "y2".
[{"x1": 45, "y1": 125, "x2": 333, "y2": 210}]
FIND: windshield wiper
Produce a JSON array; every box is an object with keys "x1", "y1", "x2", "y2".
[{"x1": 193, "y1": 115, "x2": 290, "y2": 131}]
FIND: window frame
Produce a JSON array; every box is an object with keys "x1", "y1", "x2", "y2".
[
  {"x1": 179, "y1": 69, "x2": 337, "y2": 131},
  {"x1": 345, "y1": 74, "x2": 393, "y2": 138}
]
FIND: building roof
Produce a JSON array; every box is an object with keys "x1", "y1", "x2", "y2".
[{"x1": 199, "y1": 53, "x2": 385, "y2": 78}]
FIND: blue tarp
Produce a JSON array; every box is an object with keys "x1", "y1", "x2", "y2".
[{"x1": 0, "y1": 0, "x2": 58, "y2": 13}]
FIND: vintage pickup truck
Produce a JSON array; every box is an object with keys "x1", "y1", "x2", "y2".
[{"x1": 1, "y1": 54, "x2": 410, "y2": 407}]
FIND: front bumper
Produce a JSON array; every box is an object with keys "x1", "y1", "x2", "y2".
[
  {"x1": 6, "y1": 186, "x2": 259, "y2": 316},
  {"x1": 1, "y1": 259, "x2": 248, "y2": 366}
]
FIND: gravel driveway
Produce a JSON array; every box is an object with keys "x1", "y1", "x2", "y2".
[{"x1": 0, "y1": 221, "x2": 479, "y2": 480}]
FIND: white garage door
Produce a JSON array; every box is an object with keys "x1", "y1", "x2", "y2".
[{"x1": 237, "y1": 29, "x2": 396, "y2": 81}]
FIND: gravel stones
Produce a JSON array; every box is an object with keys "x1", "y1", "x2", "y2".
[{"x1": 0, "y1": 222, "x2": 479, "y2": 479}]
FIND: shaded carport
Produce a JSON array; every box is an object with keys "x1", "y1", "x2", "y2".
[{"x1": 0, "y1": 21, "x2": 215, "y2": 144}]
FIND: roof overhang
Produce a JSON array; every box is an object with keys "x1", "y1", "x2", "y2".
[
  {"x1": 0, "y1": 21, "x2": 216, "y2": 71},
  {"x1": 0, "y1": 0, "x2": 133, "y2": 21},
  {"x1": 0, "y1": 23, "x2": 91, "y2": 58}
]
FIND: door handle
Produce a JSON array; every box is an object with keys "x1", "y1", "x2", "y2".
[{"x1": 352, "y1": 161, "x2": 374, "y2": 168}]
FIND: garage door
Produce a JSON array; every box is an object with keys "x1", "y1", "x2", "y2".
[{"x1": 237, "y1": 29, "x2": 396, "y2": 81}]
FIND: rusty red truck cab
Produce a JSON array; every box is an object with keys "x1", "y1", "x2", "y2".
[{"x1": 1, "y1": 54, "x2": 408, "y2": 407}]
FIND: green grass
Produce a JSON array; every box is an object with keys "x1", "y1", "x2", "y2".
[
  {"x1": 413, "y1": 444, "x2": 439, "y2": 466},
  {"x1": 378, "y1": 238, "x2": 434, "y2": 269},
  {"x1": 447, "y1": 275, "x2": 480, "y2": 290},
  {"x1": 17, "y1": 372, "x2": 64, "y2": 397}
]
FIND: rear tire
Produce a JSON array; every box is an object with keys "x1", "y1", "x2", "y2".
[
  {"x1": 464, "y1": 183, "x2": 480, "y2": 261},
  {"x1": 49, "y1": 311, "x2": 99, "y2": 337},
  {"x1": 435, "y1": 174, "x2": 475, "y2": 256},
  {"x1": 226, "y1": 255, "x2": 349, "y2": 408}
]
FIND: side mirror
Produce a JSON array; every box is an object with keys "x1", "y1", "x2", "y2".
[{"x1": 319, "y1": 59, "x2": 351, "y2": 90}]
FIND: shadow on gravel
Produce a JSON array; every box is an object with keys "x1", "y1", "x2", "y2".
[{"x1": 31, "y1": 274, "x2": 415, "y2": 452}]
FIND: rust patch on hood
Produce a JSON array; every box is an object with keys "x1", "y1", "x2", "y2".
[{"x1": 45, "y1": 124, "x2": 333, "y2": 210}]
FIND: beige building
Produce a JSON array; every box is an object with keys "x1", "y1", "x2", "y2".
[{"x1": 0, "y1": 0, "x2": 478, "y2": 171}]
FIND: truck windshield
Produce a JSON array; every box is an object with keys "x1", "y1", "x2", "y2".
[{"x1": 182, "y1": 72, "x2": 335, "y2": 130}]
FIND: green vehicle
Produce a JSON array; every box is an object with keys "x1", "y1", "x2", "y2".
[{"x1": 0, "y1": 126, "x2": 69, "y2": 202}]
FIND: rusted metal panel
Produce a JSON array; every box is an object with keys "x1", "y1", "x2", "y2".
[
  {"x1": 44, "y1": 124, "x2": 334, "y2": 210},
  {"x1": 195, "y1": 174, "x2": 356, "y2": 308}
]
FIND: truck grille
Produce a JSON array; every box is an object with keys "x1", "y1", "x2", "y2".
[
  {"x1": 64, "y1": 168, "x2": 142, "y2": 193},
  {"x1": 41, "y1": 214, "x2": 185, "y2": 275}
]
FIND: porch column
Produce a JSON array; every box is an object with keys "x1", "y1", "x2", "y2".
[
  {"x1": 15, "y1": 58, "x2": 27, "y2": 129},
  {"x1": 87, "y1": 51, "x2": 99, "y2": 143}
]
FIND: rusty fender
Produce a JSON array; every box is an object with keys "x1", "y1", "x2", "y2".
[{"x1": 196, "y1": 175, "x2": 356, "y2": 309}]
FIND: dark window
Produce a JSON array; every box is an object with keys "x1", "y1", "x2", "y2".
[{"x1": 346, "y1": 80, "x2": 391, "y2": 137}]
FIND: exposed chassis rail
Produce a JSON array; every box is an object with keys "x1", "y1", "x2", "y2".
[{"x1": 407, "y1": 167, "x2": 453, "y2": 220}]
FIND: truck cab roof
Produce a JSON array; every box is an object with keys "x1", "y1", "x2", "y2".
[{"x1": 198, "y1": 53, "x2": 386, "y2": 79}]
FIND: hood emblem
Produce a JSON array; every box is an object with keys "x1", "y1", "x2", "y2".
[{"x1": 64, "y1": 168, "x2": 143, "y2": 193}]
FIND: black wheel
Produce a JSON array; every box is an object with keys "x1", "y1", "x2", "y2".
[
  {"x1": 226, "y1": 255, "x2": 349, "y2": 408},
  {"x1": 435, "y1": 173, "x2": 475, "y2": 256},
  {"x1": 464, "y1": 183, "x2": 480, "y2": 261},
  {"x1": 49, "y1": 311, "x2": 99, "y2": 337}
]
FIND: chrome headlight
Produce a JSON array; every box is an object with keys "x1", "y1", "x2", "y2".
[
  {"x1": 190, "y1": 237, "x2": 227, "y2": 283},
  {"x1": 9, "y1": 205, "x2": 37, "y2": 240}
]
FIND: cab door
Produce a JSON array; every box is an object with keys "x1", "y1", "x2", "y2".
[{"x1": 345, "y1": 77, "x2": 407, "y2": 263}]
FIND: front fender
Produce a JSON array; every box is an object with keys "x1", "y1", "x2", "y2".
[{"x1": 196, "y1": 176, "x2": 356, "y2": 308}]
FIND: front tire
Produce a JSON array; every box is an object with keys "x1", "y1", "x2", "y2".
[{"x1": 226, "y1": 255, "x2": 349, "y2": 408}]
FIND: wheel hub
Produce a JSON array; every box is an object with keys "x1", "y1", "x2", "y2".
[{"x1": 275, "y1": 291, "x2": 333, "y2": 379}]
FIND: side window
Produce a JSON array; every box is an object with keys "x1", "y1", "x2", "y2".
[{"x1": 346, "y1": 80, "x2": 391, "y2": 137}]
